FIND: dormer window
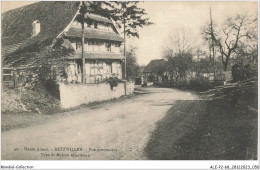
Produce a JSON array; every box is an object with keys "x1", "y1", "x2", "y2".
[{"x1": 32, "y1": 20, "x2": 40, "y2": 36}]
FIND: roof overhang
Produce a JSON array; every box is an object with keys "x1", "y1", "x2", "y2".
[
  {"x1": 66, "y1": 52, "x2": 124, "y2": 60},
  {"x1": 65, "y1": 27, "x2": 124, "y2": 42},
  {"x1": 85, "y1": 14, "x2": 112, "y2": 24}
]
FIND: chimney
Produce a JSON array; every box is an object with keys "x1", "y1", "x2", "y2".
[{"x1": 32, "y1": 20, "x2": 40, "y2": 36}]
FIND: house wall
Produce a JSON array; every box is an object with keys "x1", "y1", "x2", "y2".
[
  {"x1": 59, "y1": 82, "x2": 134, "y2": 108},
  {"x1": 71, "y1": 21, "x2": 112, "y2": 31},
  {"x1": 64, "y1": 60, "x2": 122, "y2": 83},
  {"x1": 70, "y1": 39, "x2": 121, "y2": 53}
]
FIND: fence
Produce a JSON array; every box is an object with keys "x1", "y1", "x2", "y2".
[{"x1": 2, "y1": 67, "x2": 37, "y2": 89}]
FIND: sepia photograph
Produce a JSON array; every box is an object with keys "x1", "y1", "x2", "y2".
[{"x1": 1, "y1": 0, "x2": 259, "y2": 169}]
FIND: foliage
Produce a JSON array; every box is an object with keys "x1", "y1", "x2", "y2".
[
  {"x1": 174, "y1": 79, "x2": 189, "y2": 89},
  {"x1": 162, "y1": 28, "x2": 196, "y2": 83},
  {"x1": 112, "y1": 1, "x2": 153, "y2": 38},
  {"x1": 105, "y1": 77, "x2": 123, "y2": 89},
  {"x1": 88, "y1": 1, "x2": 153, "y2": 38},
  {"x1": 122, "y1": 46, "x2": 141, "y2": 80},
  {"x1": 193, "y1": 58, "x2": 223, "y2": 76},
  {"x1": 75, "y1": 1, "x2": 153, "y2": 39},
  {"x1": 165, "y1": 52, "x2": 193, "y2": 82},
  {"x1": 189, "y1": 76, "x2": 213, "y2": 92},
  {"x1": 232, "y1": 62, "x2": 257, "y2": 82},
  {"x1": 44, "y1": 79, "x2": 60, "y2": 99},
  {"x1": 38, "y1": 63, "x2": 52, "y2": 84}
]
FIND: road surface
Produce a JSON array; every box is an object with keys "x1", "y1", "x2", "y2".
[{"x1": 2, "y1": 87, "x2": 198, "y2": 160}]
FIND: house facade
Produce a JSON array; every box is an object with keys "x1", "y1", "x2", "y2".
[
  {"x1": 2, "y1": 2, "x2": 125, "y2": 86},
  {"x1": 2, "y1": 2, "x2": 134, "y2": 108},
  {"x1": 57, "y1": 12, "x2": 124, "y2": 84}
]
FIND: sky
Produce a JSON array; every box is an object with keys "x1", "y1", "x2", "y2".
[{"x1": 1, "y1": 1, "x2": 258, "y2": 65}]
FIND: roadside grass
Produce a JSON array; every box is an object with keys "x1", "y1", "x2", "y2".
[{"x1": 144, "y1": 81, "x2": 257, "y2": 160}]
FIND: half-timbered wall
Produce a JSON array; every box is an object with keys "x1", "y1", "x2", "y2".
[
  {"x1": 70, "y1": 39, "x2": 121, "y2": 53},
  {"x1": 65, "y1": 60, "x2": 122, "y2": 84}
]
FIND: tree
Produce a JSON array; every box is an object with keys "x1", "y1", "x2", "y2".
[
  {"x1": 234, "y1": 34, "x2": 258, "y2": 64},
  {"x1": 164, "y1": 28, "x2": 195, "y2": 55},
  {"x1": 202, "y1": 11, "x2": 257, "y2": 71},
  {"x1": 111, "y1": 2, "x2": 153, "y2": 80},
  {"x1": 162, "y1": 28, "x2": 195, "y2": 82},
  {"x1": 122, "y1": 46, "x2": 141, "y2": 80}
]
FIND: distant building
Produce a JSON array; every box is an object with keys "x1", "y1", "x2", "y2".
[{"x1": 142, "y1": 59, "x2": 166, "y2": 86}]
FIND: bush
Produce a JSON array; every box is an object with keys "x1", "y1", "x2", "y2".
[
  {"x1": 175, "y1": 79, "x2": 189, "y2": 89},
  {"x1": 232, "y1": 63, "x2": 257, "y2": 82},
  {"x1": 189, "y1": 76, "x2": 212, "y2": 92},
  {"x1": 105, "y1": 77, "x2": 123, "y2": 90},
  {"x1": 44, "y1": 79, "x2": 60, "y2": 99}
]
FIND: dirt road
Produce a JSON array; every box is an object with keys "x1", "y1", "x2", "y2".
[{"x1": 2, "y1": 87, "x2": 198, "y2": 160}]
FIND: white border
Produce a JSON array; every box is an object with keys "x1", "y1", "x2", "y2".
[{"x1": 1, "y1": 0, "x2": 259, "y2": 170}]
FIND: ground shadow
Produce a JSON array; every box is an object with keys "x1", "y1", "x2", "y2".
[{"x1": 144, "y1": 97, "x2": 257, "y2": 160}]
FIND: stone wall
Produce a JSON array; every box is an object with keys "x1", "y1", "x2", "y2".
[{"x1": 59, "y1": 82, "x2": 135, "y2": 108}]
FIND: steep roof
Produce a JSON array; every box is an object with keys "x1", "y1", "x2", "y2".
[
  {"x1": 2, "y1": 2, "x2": 78, "y2": 48},
  {"x1": 143, "y1": 59, "x2": 166, "y2": 73},
  {"x1": 2, "y1": 2, "x2": 124, "y2": 68},
  {"x1": 1, "y1": 42, "x2": 24, "y2": 57}
]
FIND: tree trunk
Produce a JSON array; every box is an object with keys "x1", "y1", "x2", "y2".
[
  {"x1": 223, "y1": 62, "x2": 228, "y2": 71},
  {"x1": 224, "y1": 54, "x2": 230, "y2": 71}
]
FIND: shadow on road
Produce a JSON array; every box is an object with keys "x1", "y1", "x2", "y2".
[{"x1": 144, "y1": 97, "x2": 257, "y2": 160}]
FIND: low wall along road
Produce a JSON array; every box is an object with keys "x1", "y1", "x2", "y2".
[{"x1": 59, "y1": 82, "x2": 135, "y2": 108}]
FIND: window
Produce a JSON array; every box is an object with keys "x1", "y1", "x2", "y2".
[
  {"x1": 100, "y1": 42, "x2": 105, "y2": 51},
  {"x1": 88, "y1": 40, "x2": 94, "y2": 52},
  {"x1": 94, "y1": 41, "x2": 100, "y2": 52},
  {"x1": 114, "y1": 43, "x2": 120, "y2": 53},
  {"x1": 106, "y1": 62, "x2": 112, "y2": 73},
  {"x1": 94, "y1": 22, "x2": 98, "y2": 29},
  {"x1": 76, "y1": 41, "x2": 82, "y2": 49},
  {"x1": 105, "y1": 42, "x2": 111, "y2": 52},
  {"x1": 99, "y1": 23, "x2": 106, "y2": 30},
  {"x1": 84, "y1": 41, "x2": 88, "y2": 51}
]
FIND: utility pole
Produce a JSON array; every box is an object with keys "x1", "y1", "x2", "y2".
[
  {"x1": 123, "y1": 16, "x2": 127, "y2": 80},
  {"x1": 80, "y1": 1, "x2": 86, "y2": 83},
  {"x1": 209, "y1": 8, "x2": 216, "y2": 76}
]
